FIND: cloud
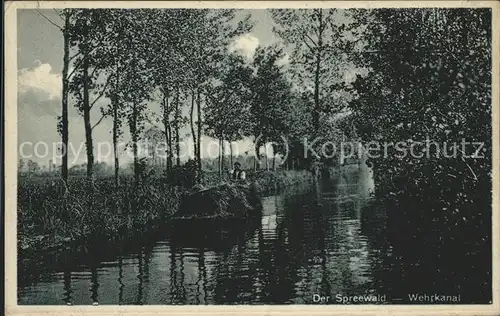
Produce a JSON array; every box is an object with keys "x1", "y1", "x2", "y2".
[
  {"x1": 229, "y1": 34, "x2": 260, "y2": 61},
  {"x1": 18, "y1": 60, "x2": 61, "y2": 100},
  {"x1": 18, "y1": 89, "x2": 61, "y2": 117}
]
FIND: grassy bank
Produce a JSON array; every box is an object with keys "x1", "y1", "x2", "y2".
[
  {"x1": 17, "y1": 169, "x2": 313, "y2": 269},
  {"x1": 18, "y1": 176, "x2": 180, "y2": 256}
]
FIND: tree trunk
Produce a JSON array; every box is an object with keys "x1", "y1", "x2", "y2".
[
  {"x1": 218, "y1": 137, "x2": 222, "y2": 177},
  {"x1": 131, "y1": 102, "x2": 139, "y2": 185},
  {"x1": 190, "y1": 89, "x2": 197, "y2": 162},
  {"x1": 312, "y1": 9, "x2": 324, "y2": 136},
  {"x1": 229, "y1": 141, "x2": 233, "y2": 167},
  {"x1": 265, "y1": 146, "x2": 269, "y2": 171},
  {"x1": 167, "y1": 124, "x2": 172, "y2": 171},
  {"x1": 112, "y1": 61, "x2": 120, "y2": 188},
  {"x1": 112, "y1": 91, "x2": 119, "y2": 188},
  {"x1": 254, "y1": 137, "x2": 259, "y2": 171},
  {"x1": 197, "y1": 89, "x2": 203, "y2": 179},
  {"x1": 175, "y1": 87, "x2": 181, "y2": 167},
  {"x1": 82, "y1": 56, "x2": 94, "y2": 184},
  {"x1": 60, "y1": 11, "x2": 70, "y2": 183},
  {"x1": 220, "y1": 135, "x2": 225, "y2": 174},
  {"x1": 162, "y1": 86, "x2": 172, "y2": 172}
]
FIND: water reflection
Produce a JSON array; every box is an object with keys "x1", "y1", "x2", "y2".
[
  {"x1": 90, "y1": 266, "x2": 99, "y2": 304},
  {"x1": 118, "y1": 257, "x2": 124, "y2": 304},
  {"x1": 62, "y1": 270, "x2": 71, "y2": 305},
  {"x1": 18, "y1": 167, "x2": 427, "y2": 305}
]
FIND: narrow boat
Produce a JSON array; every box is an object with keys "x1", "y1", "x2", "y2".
[
  {"x1": 169, "y1": 182, "x2": 262, "y2": 247},
  {"x1": 172, "y1": 182, "x2": 263, "y2": 221}
]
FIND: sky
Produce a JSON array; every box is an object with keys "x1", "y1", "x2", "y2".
[{"x1": 17, "y1": 9, "x2": 283, "y2": 168}]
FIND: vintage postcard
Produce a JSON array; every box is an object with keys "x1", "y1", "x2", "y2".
[{"x1": 4, "y1": 1, "x2": 499, "y2": 315}]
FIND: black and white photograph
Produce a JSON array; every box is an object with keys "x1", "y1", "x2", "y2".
[{"x1": 4, "y1": 0, "x2": 499, "y2": 313}]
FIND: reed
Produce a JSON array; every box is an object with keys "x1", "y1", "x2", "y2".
[{"x1": 17, "y1": 170, "x2": 313, "y2": 257}]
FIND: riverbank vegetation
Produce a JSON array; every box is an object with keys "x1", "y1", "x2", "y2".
[
  {"x1": 350, "y1": 9, "x2": 492, "y2": 298},
  {"x1": 18, "y1": 169, "x2": 312, "y2": 256}
]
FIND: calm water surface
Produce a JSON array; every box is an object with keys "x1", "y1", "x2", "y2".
[{"x1": 18, "y1": 167, "x2": 475, "y2": 304}]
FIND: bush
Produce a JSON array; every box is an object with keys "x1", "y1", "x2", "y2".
[{"x1": 165, "y1": 159, "x2": 197, "y2": 189}]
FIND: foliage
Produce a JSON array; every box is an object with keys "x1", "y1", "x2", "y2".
[
  {"x1": 350, "y1": 8, "x2": 491, "y2": 260},
  {"x1": 270, "y1": 9, "x2": 359, "y2": 135},
  {"x1": 250, "y1": 45, "x2": 293, "y2": 152},
  {"x1": 204, "y1": 53, "x2": 254, "y2": 141},
  {"x1": 166, "y1": 159, "x2": 198, "y2": 189}
]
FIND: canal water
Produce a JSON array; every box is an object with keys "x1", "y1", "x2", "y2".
[{"x1": 18, "y1": 165, "x2": 486, "y2": 304}]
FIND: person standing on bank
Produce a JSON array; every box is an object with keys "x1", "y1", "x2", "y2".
[{"x1": 231, "y1": 162, "x2": 246, "y2": 182}]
